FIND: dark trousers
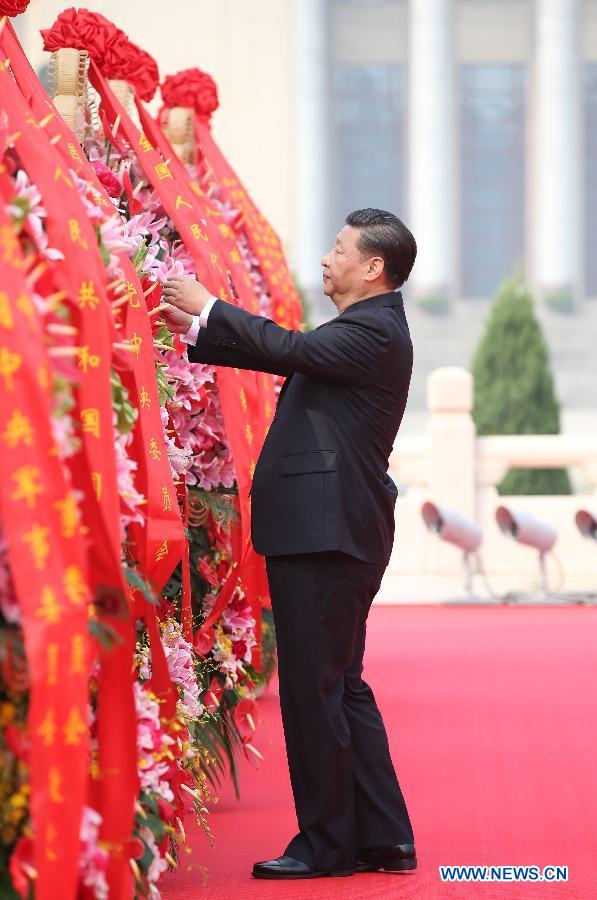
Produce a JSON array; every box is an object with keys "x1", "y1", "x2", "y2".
[{"x1": 265, "y1": 551, "x2": 414, "y2": 873}]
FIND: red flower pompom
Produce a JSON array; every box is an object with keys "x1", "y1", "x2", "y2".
[
  {"x1": 41, "y1": 8, "x2": 129, "y2": 68},
  {"x1": 104, "y1": 40, "x2": 159, "y2": 102},
  {"x1": 0, "y1": 0, "x2": 29, "y2": 15},
  {"x1": 90, "y1": 159, "x2": 121, "y2": 198},
  {"x1": 161, "y1": 68, "x2": 219, "y2": 124},
  {"x1": 41, "y1": 10, "x2": 159, "y2": 101},
  {"x1": 129, "y1": 45, "x2": 160, "y2": 102}
]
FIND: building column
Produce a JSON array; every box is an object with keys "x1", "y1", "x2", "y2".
[
  {"x1": 534, "y1": 0, "x2": 580, "y2": 308},
  {"x1": 408, "y1": 0, "x2": 454, "y2": 309},
  {"x1": 292, "y1": 0, "x2": 328, "y2": 311}
]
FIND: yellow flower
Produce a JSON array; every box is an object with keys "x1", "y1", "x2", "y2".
[
  {"x1": 8, "y1": 806, "x2": 24, "y2": 826},
  {"x1": 0, "y1": 703, "x2": 16, "y2": 727},
  {"x1": 10, "y1": 792, "x2": 28, "y2": 809}
]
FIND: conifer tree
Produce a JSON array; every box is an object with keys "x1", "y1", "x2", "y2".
[{"x1": 471, "y1": 277, "x2": 571, "y2": 495}]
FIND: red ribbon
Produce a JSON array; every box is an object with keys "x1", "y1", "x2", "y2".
[
  {"x1": 137, "y1": 98, "x2": 276, "y2": 646},
  {"x1": 89, "y1": 62, "x2": 272, "y2": 667},
  {"x1": 194, "y1": 118, "x2": 304, "y2": 332},
  {"x1": 0, "y1": 182, "x2": 91, "y2": 900},
  {"x1": 0, "y1": 37, "x2": 138, "y2": 896},
  {"x1": 4, "y1": 20, "x2": 186, "y2": 698}
]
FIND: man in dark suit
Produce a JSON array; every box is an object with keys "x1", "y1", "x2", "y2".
[{"x1": 162, "y1": 208, "x2": 417, "y2": 880}]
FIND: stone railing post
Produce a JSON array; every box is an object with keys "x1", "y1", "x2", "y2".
[{"x1": 427, "y1": 367, "x2": 477, "y2": 572}]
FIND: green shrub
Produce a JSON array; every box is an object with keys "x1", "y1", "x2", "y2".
[
  {"x1": 416, "y1": 290, "x2": 450, "y2": 315},
  {"x1": 471, "y1": 276, "x2": 572, "y2": 495},
  {"x1": 543, "y1": 288, "x2": 575, "y2": 314}
]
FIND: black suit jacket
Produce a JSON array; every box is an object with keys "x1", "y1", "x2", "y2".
[{"x1": 187, "y1": 291, "x2": 413, "y2": 566}]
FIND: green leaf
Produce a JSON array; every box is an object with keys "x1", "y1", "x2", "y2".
[
  {"x1": 137, "y1": 836, "x2": 155, "y2": 878},
  {"x1": 139, "y1": 810, "x2": 166, "y2": 844},
  {"x1": 9, "y1": 195, "x2": 30, "y2": 227},
  {"x1": 140, "y1": 790, "x2": 159, "y2": 816},
  {"x1": 156, "y1": 362, "x2": 177, "y2": 406},
  {"x1": 0, "y1": 862, "x2": 20, "y2": 900},
  {"x1": 122, "y1": 563, "x2": 159, "y2": 606},
  {"x1": 192, "y1": 701, "x2": 244, "y2": 799},
  {"x1": 88, "y1": 618, "x2": 121, "y2": 650},
  {"x1": 110, "y1": 370, "x2": 138, "y2": 434},
  {"x1": 131, "y1": 239, "x2": 149, "y2": 273},
  {"x1": 155, "y1": 322, "x2": 174, "y2": 348},
  {"x1": 188, "y1": 487, "x2": 239, "y2": 528}
]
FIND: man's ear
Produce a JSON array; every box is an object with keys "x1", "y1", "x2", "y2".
[{"x1": 364, "y1": 256, "x2": 385, "y2": 282}]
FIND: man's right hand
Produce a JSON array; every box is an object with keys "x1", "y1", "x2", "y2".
[{"x1": 160, "y1": 302, "x2": 193, "y2": 335}]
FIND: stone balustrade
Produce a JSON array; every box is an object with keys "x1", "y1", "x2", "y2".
[{"x1": 379, "y1": 367, "x2": 597, "y2": 602}]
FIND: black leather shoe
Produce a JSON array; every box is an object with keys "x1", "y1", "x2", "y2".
[
  {"x1": 252, "y1": 855, "x2": 353, "y2": 879},
  {"x1": 355, "y1": 843, "x2": 417, "y2": 873}
]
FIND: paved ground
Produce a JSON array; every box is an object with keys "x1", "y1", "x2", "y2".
[{"x1": 163, "y1": 604, "x2": 597, "y2": 900}]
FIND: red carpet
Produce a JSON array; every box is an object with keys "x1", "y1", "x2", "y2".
[{"x1": 163, "y1": 605, "x2": 597, "y2": 898}]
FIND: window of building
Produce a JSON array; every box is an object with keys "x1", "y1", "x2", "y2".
[
  {"x1": 330, "y1": 63, "x2": 406, "y2": 238},
  {"x1": 459, "y1": 64, "x2": 526, "y2": 298},
  {"x1": 584, "y1": 63, "x2": 597, "y2": 298}
]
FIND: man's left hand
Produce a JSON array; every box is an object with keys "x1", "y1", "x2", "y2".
[{"x1": 162, "y1": 275, "x2": 213, "y2": 316}]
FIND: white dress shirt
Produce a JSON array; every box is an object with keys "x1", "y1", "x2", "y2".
[{"x1": 180, "y1": 295, "x2": 217, "y2": 344}]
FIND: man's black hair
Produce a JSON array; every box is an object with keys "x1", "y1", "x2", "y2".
[{"x1": 345, "y1": 208, "x2": 417, "y2": 288}]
